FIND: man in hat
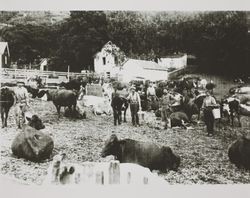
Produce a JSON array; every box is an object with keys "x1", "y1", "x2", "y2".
[
  {"x1": 127, "y1": 85, "x2": 141, "y2": 127},
  {"x1": 160, "y1": 88, "x2": 175, "y2": 129},
  {"x1": 201, "y1": 90, "x2": 217, "y2": 136},
  {"x1": 146, "y1": 82, "x2": 156, "y2": 110},
  {"x1": 13, "y1": 81, "x2": 30, "y2": 129}
]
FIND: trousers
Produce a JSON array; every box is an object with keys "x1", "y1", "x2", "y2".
[
  {"x1": 204, "y1": 107, "x2": 215, "y2": 134},
  {"x1": 130, "y1": 103, "x2": 139, "y2": 126},
  {"x1": 14, "y1": 103, "x2": 28, "y2": 128}
]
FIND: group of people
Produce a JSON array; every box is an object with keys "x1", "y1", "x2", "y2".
[
  {"x1": 124, "y1": 81, "x2": 219, "y2": 137},
  {"x1": 10, "y1": 78, "x2": 219, "y2": 137}
]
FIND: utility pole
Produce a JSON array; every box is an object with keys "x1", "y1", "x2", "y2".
[{"x1": 67, "y1": 65, "x2": 70, "y2": 82}]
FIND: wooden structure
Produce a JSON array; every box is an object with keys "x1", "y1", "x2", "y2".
[
  {"x1": 0, "y1": 42, "x2": 10, "y2": 69},
  {"x1": 43, "y1": 154, "x2": 167, "y2": 185}
]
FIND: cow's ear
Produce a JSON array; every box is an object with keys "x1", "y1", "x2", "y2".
[
  {"x1": 110, "y1": 134, "x2": 118, "y2": 142},
  {"x1": 26, "y1": 116, "x2": 31, "y2": 122}
]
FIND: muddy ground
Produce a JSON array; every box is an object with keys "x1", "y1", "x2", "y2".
[{"x1": 1, "y1": 96, "x2": 250, "y2": 185}]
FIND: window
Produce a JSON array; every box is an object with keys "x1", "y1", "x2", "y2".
[
  {"x1": 5, "y1": 56, "x2": 7, "y2": 64},
  {"x1": 106, "y1": 72, "x2": 110, "y2": 78},
  {"x1": 102, "y1": 57, "x2": 106, "y2": 65},
  {"x1": 114, "y1": 56, "x2": 118, "y2": 65}
]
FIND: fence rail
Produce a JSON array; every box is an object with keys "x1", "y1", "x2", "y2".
[{"x1": 0, "y1": 68, "x2": 88, "y2": 79}]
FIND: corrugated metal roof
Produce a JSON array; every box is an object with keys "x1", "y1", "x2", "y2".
[
  {"x1": 0, "y1": 42, "x2": 9, "y2": 55},
  {"x1": 123, "y1": 59, "x2": 168, "y2": 71}
]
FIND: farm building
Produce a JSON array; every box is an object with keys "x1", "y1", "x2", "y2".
[
  {"x1": 0, "y1": 42, "x2": 10, "y2": 69},
  {"x1": 39, "y1": 58, "x2": 48, "y2": 71},
  {"x1": 94, "y1": 41, "x2": 126, "y2": 78},
  {"x1": 157, "y1": 54, "x2": 187, "y2": 70},
  {"x1": 118, "y1": 59, "x2": 169, "y2": 83}
]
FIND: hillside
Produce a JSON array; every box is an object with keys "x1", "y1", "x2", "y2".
[{"x1": 0, "y1": 11, "x2": 70, "y2": 26}]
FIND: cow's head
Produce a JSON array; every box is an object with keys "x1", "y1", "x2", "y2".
[
  {"x1": 26, "y1": 114, "x2": 45, "y2": 130},
  {"x1": 101, "y1": 134, "x2": 119, "y2": 158}
]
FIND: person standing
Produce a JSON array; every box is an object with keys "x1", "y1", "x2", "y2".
[
  {"x1": 201, "y1": 90, "x2": 217, "y2": 136},
  {"x1": 147, "y1": 82, "x2": 156, "y2": 110},
  {"x1": 160, "y1": 88, "x2": 175, "y2": 129},
  {"x1": 127, "y1": 86, "x2": 141, "y2": 127},
  {"x1": 13, "y1": 81, "x2": 30, "y2": 129}
]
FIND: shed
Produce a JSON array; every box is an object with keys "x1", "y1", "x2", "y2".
[
  {"x1": 0, "y1": 42, "x2": 10, "y2": 69},
  {"x1": 119, "y1": 59, "x2": 169, "y2": 83}
]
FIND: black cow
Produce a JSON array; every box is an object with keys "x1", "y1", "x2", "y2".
[
  {"x1": 194, "y1": 94, "x2": 206, "y2": 120},
  {"x1": 25, "y1": 113, "x2": 45, "y2": 130},
  {"x1": 43, "y1": 89, "x2": 78, "y2": 118},
  {"x1": 11, "y1": 125, "x2": 54, "y2": 162},
  {"x1": 59, "y1": 79, "x2": 86, "y2": 91},
  {"x1": 221, "y1": 97, "x2": 241, "y2": 127},
  {"x1": 180, "y1": 97, "x2": 199, "y2": 122},
  {"x1": 24, "y1": 85, "x2": 39, "y2": 98},
  {"x1": 111, "y1": 92, "x2": 128, "y2": 125},
  {"x1": 221, "y1": 97, "x2": 250, "y2": 127},
  {"x1": 228, "y1": 136, "x2": 250, "y2": 170},
  {"x1": 169, "y1": 112, "x2": 189, "y2": 129},
  {"x1": 101, "y1": 134, "x2": 180, "y2": 172},
  {"x1": 0, "y1": 87, "x2": 15, "y2": 128}
]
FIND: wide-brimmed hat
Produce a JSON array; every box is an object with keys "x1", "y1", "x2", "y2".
[
  {"x1": 16, "y1": 80, "x2": 25, "y2": 85},
  {"x1": 163, "y1": 88, "x2": 168, "y2": 93},
  {"x1": 130, "y1": 86, "x2": 136, "y2": 91}
]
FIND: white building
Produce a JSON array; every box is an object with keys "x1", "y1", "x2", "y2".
[
  {"x1": 94, "y1": 41, "x2": 125, "y2": 78},
  {"x1": 157, "y1": 54, "x2": 187, "y2": 69},
  {"x1": 0, "y1": 42, "x2": 10, "y2": 69},
  {"x1": 118, "y1": 59, "x2": 169, "y2": 83},
  {"x1": 40, "y1": 58, "x2": 48, "y2": 71}
]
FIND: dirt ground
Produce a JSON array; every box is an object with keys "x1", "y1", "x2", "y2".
[
  {"x1": 1, "y1": 96, "x2": 250, "y2": 185},
  {"x1": 1, "y1": 73, "x2": 250, "y2": 185}
]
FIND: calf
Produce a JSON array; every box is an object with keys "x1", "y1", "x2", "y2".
[
  {"x1": 0, "y1": 87, "x2": 15, "y2": 128},
  {"x1": 168, "y1": 112, "x2": 189, "y2": 129},
  {"x1": 24, "y1": 112, "x2": 45, "y2": 130},
  {"x1": 11, "y1": 125, "x2": 54, "y2": 162},
  {"x1": 101, "y1": 134, "x2": 180, "y2": 172},
  {"x1": 221, "y1": 97, "x2": 241, "y2": 127},
  {"x1": 228, "y1": 136, "x2": 250, "y2": 170}
]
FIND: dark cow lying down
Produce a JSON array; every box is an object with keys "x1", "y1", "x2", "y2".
[
  {"x1": 228, "y1": 136, "x2": 250, "y2": 170},
  {"x1": 169, "y1": 112, "x2": 190, "y2": 129},
  {"x1": 101, "y1": 134, "x2": 180, "y2": 172},
  {"x1": 11, "y1": 125, "x2": 54, "y2": 162},
  {"x1": 24, "y1": 112, "x2": 45, "y2": 130}
]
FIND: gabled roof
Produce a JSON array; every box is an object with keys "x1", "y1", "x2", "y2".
[
  {"x1": 0, "y1": 42, "x2": 10, "y2": 56},
  {"x1": 123, "y1": 59, "x2": 168, "y2": 71}
]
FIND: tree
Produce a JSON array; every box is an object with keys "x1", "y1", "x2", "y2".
[{"x1": 52, "y1": 11, "x2": 109, "y2": 72}]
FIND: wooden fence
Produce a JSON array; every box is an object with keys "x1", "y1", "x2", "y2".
[{"x1": 0, "y1": 68, "x2": 89, "y2": 87}]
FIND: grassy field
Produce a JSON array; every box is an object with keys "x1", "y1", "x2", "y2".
[{"x1": 1, "y1": 73, "x2": 250, "y2": 185}]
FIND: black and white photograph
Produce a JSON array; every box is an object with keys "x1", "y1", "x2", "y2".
[{"x1": 0, "y1": 0, "x2": 250, "y2": 194}]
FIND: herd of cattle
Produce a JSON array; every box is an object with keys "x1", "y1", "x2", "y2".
[{"x1": 1, "y1": 76, "x2": 250, "y2": 178}]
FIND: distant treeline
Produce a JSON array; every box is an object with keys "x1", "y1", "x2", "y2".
[{"x1": 0, "y1": 11, "x2": 249, "y2": 76}]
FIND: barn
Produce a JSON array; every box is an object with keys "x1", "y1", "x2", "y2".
[
  {"x1": 118, "y1": 59, "x2": 169, "y2": 83},
  {"x1": 0, "y1": 42, "x2": 10, "y2": 69},
  {"x1": 94, "y1": 41, "x2": 126, "y2": 79},
  {"x1": 157, "y1": 54, "x2": 187, "y2": 70}
]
